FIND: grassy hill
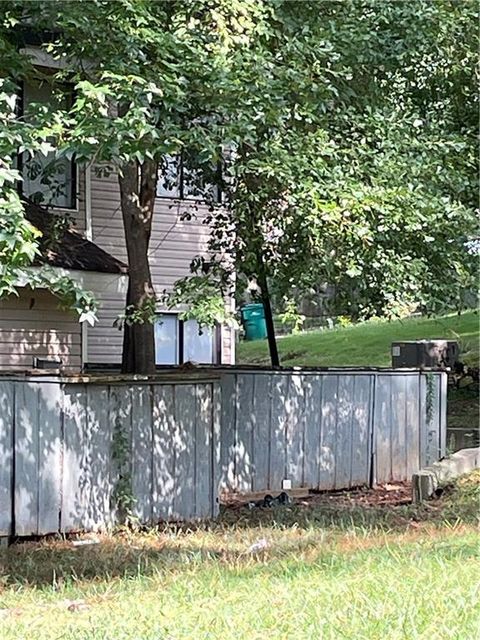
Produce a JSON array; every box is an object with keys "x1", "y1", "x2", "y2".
[{"x1": 237, "y1": 310, "x2": 479, "y2": 368}]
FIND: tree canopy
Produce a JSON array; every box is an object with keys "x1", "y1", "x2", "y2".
[{"x1": 0, "y1": 0, "x2": 477, "y2": 369}]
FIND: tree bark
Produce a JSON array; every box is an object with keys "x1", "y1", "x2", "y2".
[
  {"x1": 257, "y1": 254, "x2": 280, "y2": 368},
  {"x1": 119, "y1": 159, "x2": 158, "y2": 374}
]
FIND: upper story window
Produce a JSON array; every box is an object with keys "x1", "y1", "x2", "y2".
[
  {"x1": 156, "y1": 153, "x2": 221, "y2": 203},
  {"x1": 20, "y1": 80, "x2": 76, "y2": 210}
]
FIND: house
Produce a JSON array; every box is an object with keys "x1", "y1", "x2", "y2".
[{"x1": 0, "y1": 48, "x2": 235, "y2": 372}]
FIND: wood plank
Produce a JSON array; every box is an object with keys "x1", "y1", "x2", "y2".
[
  {"x1": 334, "y1": 376, "x2": 354, "y2": 490},
  {"x1": 87, "y1": 385, "x2": 112, "y2": 529},
  {"x1": 391, "y1": 376, "x2": 408, "y2": 482},
  {"x1": 373, "y1": 375, "x2": 392, "y2": 484},
  {"x1": 211, "y1": 382, "x2": 221, "y2": 516},
  {"x1": 131, "y1": 385, "x2": 153, "y2": 523},
  {"x1": 173, "y1": 384, "x2": 196, "y2": 519},
  {"x1": 419, "y1": 373, "x2": 428, "y2": 468},
  {"x1": 303, "y1": 375, "x2": 322, "y2": 489},
  {"x1": 350, "y1": 375, "x2": 372, "y2": 487},
  {"x1": 405, "y1": 374, "x2": 420, "y2": 477},
  {"x1": 439, "y1": 372, "x2": 448, "y2": 458},
  {"x1": 235, "y1": 374, "x2": 255, "y2": 493},
  {"x1": 195, "y1": 384, "x2": 213, "y2": 518},
  {"x1": 219, "y1": 374, "x2": 236, "y2": 492},
  {"x1": 269, "y1": 374, "x2": 289, "y2": 491},
  {"x1": 251, "y1": 375, "x2": 271, "y2": 492},
  {"x1": 0, "y1": 381, "x2": 13, "y2": 535},
  {"x1": 286, "y1": 374, "x2": 306, "y2": 488},
  {"x1": 319, "y1": 375, "x2": 338, "y2": 490},
  {"x1": 37, "y1": 382, "x2": 63, "y2": 534},
  {"x1": 152, "y1": 385, "x2": 175, "y2": 521},
  {"x1": 425, "y1": 373, "x2": 441, "y2": 465},
  {"x1": 14, "y1": 382, "x2": 40, "y2": 535},
  {"x1": 61, "y1": 384, "x2": 89, "y2": 531}
]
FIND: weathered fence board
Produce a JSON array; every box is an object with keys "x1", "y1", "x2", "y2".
[
  {"x1": 303, "y1": 374, "x2": 322, "y2": 487},
  {"x1": 62, "y1": 384, "x2": 88, "y2": 531},
  {"x1": 152, "y1": 385, "x2": 175, "y2": 521},
  {"x1": 220, "y1": 370, "x2": 446, "y2": 494},
  {"x1": 0, "y1": 369, "x2": 446, "y2": 538},
  {"x1": 350, "y1": 375, "x2": 371, "y2": 487},
  {"x1": 131, "y1": 385, "x2": 153, "y2": 523},
  {"x1": 0, "y1": 382, "x2": 13, "y2": 535}
]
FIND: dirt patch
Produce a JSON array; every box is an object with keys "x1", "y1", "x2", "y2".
[
  {"x1": 223, "y1": 482, "x2": 413, "y2": 512},
  {"x1": 302, "y1": 483, "x2": 413, "y2": 508}
]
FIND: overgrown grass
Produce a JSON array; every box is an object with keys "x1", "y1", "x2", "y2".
[
  {"x1": 237, "y1": 310, "x2": 479, "y2": 367},
  {"x1": 1, "y1": 472, "x2": 479, "y2": 640}
]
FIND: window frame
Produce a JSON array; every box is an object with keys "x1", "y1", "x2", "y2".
[
  {"x1": 154, "y1": 312, "x2": 220, "y2": 365},
  {"x1": 155, "y1": 152, "x2": 222, "y2": 204},
  {"x1": 18, "y1": 79, "x2": 78, "y2": 211}
]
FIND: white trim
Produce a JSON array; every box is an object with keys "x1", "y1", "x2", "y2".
[
  {"x1": 85, "y1": 164, "x2": 93, "y2": 240},
  {"x1": 16, "y1": 267, "x2": 127, "y2": 289}
]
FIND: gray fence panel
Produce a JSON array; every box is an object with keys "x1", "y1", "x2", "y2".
[
  {"x1": 0, "y1": 382, "x2": 13, "y2": 536},
  {"x1": 335, "y1": 376, "x2": 354, "y2": 489},
  {"x1": 131, "y1": 385, "x2": 153, "y2": 523},
  {"x1": 319, "y1": 375, "x2": 338, "y2": 490},
  {"x1": 62, "y1": 384, "x2": 89, "y2": 531},
  {"x1": 286, "y1": 374, "x2": 306, "y2": 488},
  {"x1": 350, "y1": 375, "x2": 372, "y2": 487},
  {"x1": 14, "y1": 382, "x2": 40, "y2": 535},
  {"x1": 87, "y1": 385, "x2": 113, "y2": 529},
  {"x1": 37, "y1": 382, "x2": 63, "y2": 534},
  {"x1": 252, "y1": 374, "x2": 272, "y2": 492},
  {"x1": 270, "y1": 374, "x2": 289, "y2": 490},
  {"x1": 235, "y1": 374, "x2": 255, "y2": 493},
  {"x1": 303, "y1": 374, "x2": 322, "y2": 488},
  {"x1": 391, "y1": 375, "x2": 408, "y2": 482},
  {"x1": 219, "y1": 374, "x2": 236, "y2": 492},
  {"x1": 195, "y1": 384, "x2": 213, "y2": 518},
  {"x1": 439, "y1": 372, "x2": 448, "y2": 456},
  {"x1": 173, "y1": 384, "x2": 196, "y2": 519},
  {"x1": 152, "y1": 385, "x2": 175, "y2": 521},
  {"x1": 212, "y1": 383, "x2": 222, "y2": 515},
  {"x1": 405, "y1": 374, "x2": 421, "y2": 478},
  {"x1": 427, "y1": 373, "x2": 441, "y2": 465},
  {"x1": 374, "y1": 375, "x2": 392, "y2": 483},
  {"x1": 0, "y1": 369, "x2": 447, "y2": 537}
]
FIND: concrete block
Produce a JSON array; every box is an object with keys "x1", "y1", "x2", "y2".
[{"x1": 412, "y1": 447, "x2": 480, "y2": 502}]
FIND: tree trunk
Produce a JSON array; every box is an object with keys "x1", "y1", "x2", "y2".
[
  {"x1": 257, "y1": 255, "x2": 280, "y2": 368},
  {"x1": 119, "y1": 159, "x2": 157, "y2": 374}
]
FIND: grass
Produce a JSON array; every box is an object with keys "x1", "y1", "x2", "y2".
[
  {"x1": 237, "y1": 310, "x2": 479, "y2": 368},
  {"x1": 1, "y1": 472, "x2": 479, "y2": 640}
]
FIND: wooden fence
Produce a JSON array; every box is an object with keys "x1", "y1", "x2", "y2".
[
  {"x1": 0, "y1": 368, "x2": 446, "y2": 538},
  {"x1": 219, "y1": 370, "x2": 447, "y2": 494}
]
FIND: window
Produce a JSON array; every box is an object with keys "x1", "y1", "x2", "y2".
[
  {"x1": 156, "y1": 153, "x2": 221, "y2": 202},
  {"x1": 154, "y1": 314, "x2": 179, "y2": 365},
  {"x1": 154, "y1": 314, "x2": 217, "y2": 365},
  {"x1": 20, "y1": 80, "x2": 76, "y2": 209},
  {"x1": 183, "y1": 319, "x2": 215, "y2": 364}
]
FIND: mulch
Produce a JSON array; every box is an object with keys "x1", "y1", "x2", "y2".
[{"x1": 223, "y1": 482, "x2": 413, "y2": 511}]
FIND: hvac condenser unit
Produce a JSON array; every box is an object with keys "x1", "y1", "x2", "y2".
[{"x1": 391, "y1": 340, "x2": 459, "y2": 369}]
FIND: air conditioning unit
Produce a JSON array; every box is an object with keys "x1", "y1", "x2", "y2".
[
  {"x1": 391, "y1": 340, "x2": 459, "y2": 369},
  {"x1": 32, "y1": 357, "x2": 63, "y2": 370}
]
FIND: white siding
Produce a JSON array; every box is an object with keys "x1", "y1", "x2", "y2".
[
  {"x1": 88, "y1": 170, "x2": 234, "y2": 364},
  {"x1": 0, "y1": 288, "x2": 81, "y2": 371}
]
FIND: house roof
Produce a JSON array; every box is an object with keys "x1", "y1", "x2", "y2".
[{"x1": 24, "y1": 200, "x2": 128, "y2": 274}]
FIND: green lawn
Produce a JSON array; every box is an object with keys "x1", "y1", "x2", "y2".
[
  {"x1": 237, "y1": 310, "x2": 479, "y2": 367},
  {"x1": 1, "y1": 473, "x2": 479, "y2": 640}
]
